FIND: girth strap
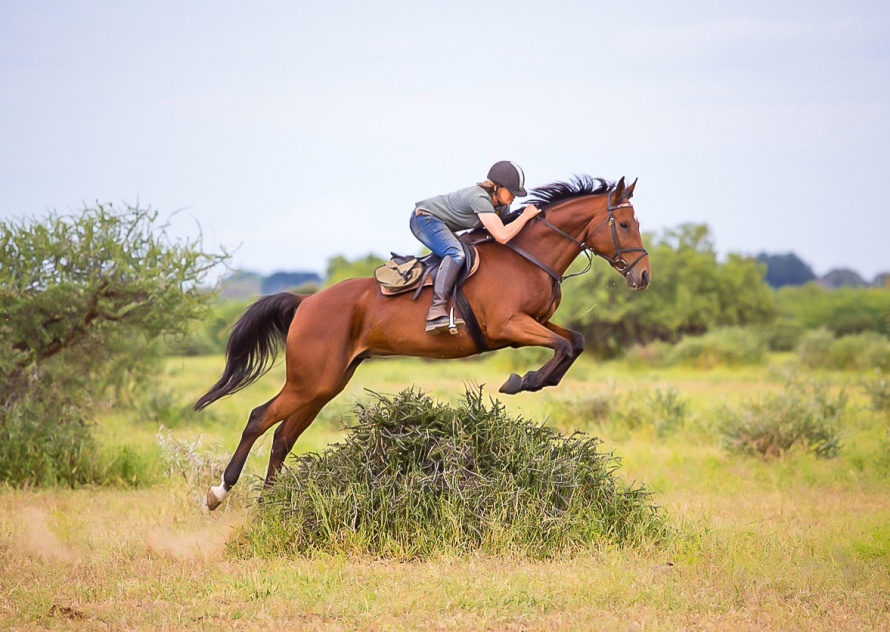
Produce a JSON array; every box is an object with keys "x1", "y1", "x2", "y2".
[{"x1": 453, "y1": 288, "x2": 489, "y2": 353}]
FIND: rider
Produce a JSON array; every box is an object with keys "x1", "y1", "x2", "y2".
[{"x1": 410, "y1": 161, "x2": 542, "y2": 334}]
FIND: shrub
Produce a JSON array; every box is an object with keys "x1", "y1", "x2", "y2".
[
  {"x1": 798, "y1": 330, "x2": 890, "y2": 371},
  {"x1": 0, "y1": 388, "x2": 157, "y2": 487},
  {"x1": 719, "y1": 379, "x2": 845, "y2": 460},
  {"x1": 862, "y1": 374, "x2": 890, "y2": 414},
  {"x1": 666, "y1": 327, "x2": 766, "y2": 368},
  {"x1": 758, "y1": 320, "x2": 805, "y2": 352},
  {"x1": 235, "y1": 387, "x2": 667, "y2": 559},
  {"x1": 157, "y1": 427, "x2": 231, "y2": 506},
  {"x1": 561, "y1": 386, "x2": 690, "y2": 438}
]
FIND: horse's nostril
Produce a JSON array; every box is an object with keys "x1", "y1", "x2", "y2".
[{"x1": 641, "y1": 270, "x2": 650, "y2": 286}]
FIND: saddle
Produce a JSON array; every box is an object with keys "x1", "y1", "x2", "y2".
[
  {"x1": 377, "y1": 244, "x2": 481, "y2": 297},
  {"x1": 374, "y1": 239, "x2": 489, "y2": 351}
]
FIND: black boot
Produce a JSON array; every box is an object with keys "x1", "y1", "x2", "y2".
[{"x1": 425, "y1": 257, "x2": 465, "y2": 334}]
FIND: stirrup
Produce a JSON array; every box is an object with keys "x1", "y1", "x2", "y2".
[{"x1": 425, "y1": 307, "x2": 464, "y2": 335}]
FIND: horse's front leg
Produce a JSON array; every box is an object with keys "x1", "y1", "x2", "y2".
[{"x1": 491, "y1": 317, "x2": 585, "y2": 394}]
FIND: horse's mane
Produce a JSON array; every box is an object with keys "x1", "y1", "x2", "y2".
[{"x1": 526, "y1": 175, "x2": 612, "y2": 209}]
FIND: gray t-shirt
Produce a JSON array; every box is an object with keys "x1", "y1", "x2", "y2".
[{"x1": 415, "y1": 185, "x2": 510, "y2": 232}]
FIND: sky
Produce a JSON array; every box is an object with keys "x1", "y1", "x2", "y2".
[{"x1": 1, "y1": 1, "x2": 888, "y2": 280}]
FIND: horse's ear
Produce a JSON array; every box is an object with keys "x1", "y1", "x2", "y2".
[
  {"x1": 624, "y1": 177, "x2": 638, "y2": 200},
  {"x1": 612, "y1": 177, "x2": 626, "y2": 204}
]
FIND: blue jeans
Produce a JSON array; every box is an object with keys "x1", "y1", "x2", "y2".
[{"x1": 409, "y1": 211, "x2": 466, "y2": 267}]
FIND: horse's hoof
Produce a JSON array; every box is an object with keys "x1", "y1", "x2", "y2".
[
  {"x1": 206, "y1": 485, "x2": 226, "y2": 512},
  {"x1": 499, "y1": 373, "x2": 522, "y2": 395}
]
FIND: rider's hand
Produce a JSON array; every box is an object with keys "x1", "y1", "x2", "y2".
[{"x1": 523, "y1": 204, "x2": 541, "y2": 219}]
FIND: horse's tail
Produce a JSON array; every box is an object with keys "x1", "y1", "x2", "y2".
[{"x1": 194, "y1": 292, "x2": 304, "y2": 411}]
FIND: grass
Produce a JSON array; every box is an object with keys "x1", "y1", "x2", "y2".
[{"x1": 1, "y1": 353, "x2": 889, "y2": 629}]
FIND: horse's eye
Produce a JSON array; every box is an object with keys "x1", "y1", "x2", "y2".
[{"x1": 619, "y1": 221, "x2": 630, "y2": 230}]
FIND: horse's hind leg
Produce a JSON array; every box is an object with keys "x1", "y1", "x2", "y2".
[
  {"x1": 206, "y1": 385, "x2": 303, "y2": 511},
  {"x1": 263, "y1": 358, "x2": 364, "y2": 485}
]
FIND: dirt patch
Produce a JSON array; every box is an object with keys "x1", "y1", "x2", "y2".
[
  {"x1": 145, "y1": 513, "x2": 243, "y2": 560},
  {"x1": 17, "y1": 507, "x2": 77, "y2": 562}
]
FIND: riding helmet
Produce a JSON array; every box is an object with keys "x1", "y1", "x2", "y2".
[{"x1": 487, "y1": 161, "x2": 527, "y2": 197}]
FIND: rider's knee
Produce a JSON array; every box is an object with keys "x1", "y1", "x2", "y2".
[{"x1": 445, "y1": 250, "x2": 465, "y2": 267}]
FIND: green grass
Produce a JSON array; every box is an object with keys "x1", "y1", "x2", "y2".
[{"x1": 1, "y1": 353, "x2": 889, "y2": 629}]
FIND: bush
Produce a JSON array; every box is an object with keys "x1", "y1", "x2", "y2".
[
  {"x1": 798, "y1": 330, "x2": 890, "y2": 371},
  {"x1": 0, "y1": 388, "x2": 157, "y2": 487},
  {"x1": 719, "y1": 379, "x2": 845, "y2": 460},
  {"x1": 234, "y1": 387, "x2": 667, "y2": 559},
  {"x1": 667, "y1": 327, "x2": 766, "y2": 368},
  {"x1": 625, "y1": 328, "x2": 766, "y2": 368},
  {"x1": 758, "y1": 320, "x2": 805, "y2": 352},
  {"x1": 862, "y1": 374, "x2": 890, "y2": 414}
]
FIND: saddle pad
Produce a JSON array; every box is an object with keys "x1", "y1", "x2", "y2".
[{"x1": 380, "y1": 249, "x2": 481, "y2": 296}]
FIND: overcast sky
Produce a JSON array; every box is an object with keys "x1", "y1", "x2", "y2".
[{"x1": 1, "y1": 1, "x2": 888, "y2": 279}]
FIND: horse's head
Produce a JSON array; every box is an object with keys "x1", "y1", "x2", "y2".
[{"x1": 586, "y1": 177, "x2": 650, "y2": 290}]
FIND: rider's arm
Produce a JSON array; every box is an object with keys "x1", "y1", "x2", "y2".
[{"x1": 478, "y1": 205, "x2": 541, "y2": 244}]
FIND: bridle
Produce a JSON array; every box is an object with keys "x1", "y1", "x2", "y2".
[{"x1": 505, "y1": 191, "x2": 649, "y2": 284}]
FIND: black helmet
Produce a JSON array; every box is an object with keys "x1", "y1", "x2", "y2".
[{"x1": 487, "y1": 161, "x2": 527, "y2": 197}]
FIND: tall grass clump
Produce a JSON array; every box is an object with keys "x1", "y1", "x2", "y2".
[
  {"x1": 235, "y1": 387, "x2": 667, "y2": 559},
  {"x1": 719, "y1": 378, "x2": 845, "y2": 460}
]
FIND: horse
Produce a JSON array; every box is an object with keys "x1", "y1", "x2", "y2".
[{"x1": 196, "y1": 175, "x2": 650, "y2": 510}]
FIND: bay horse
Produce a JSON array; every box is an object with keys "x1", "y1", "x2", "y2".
[{"x1": 196, "y1": 175, "x2": 650, "y2": 510}]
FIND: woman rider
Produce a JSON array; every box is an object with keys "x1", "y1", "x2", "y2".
[{"x1": 410, "y1": 161, "x2": 542, "y2": 334}]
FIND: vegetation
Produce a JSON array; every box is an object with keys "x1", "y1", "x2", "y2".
[
  {"x1": 719, "y1": 377, "x2": 846, "y2": 460},
  {"x1": 0, "y1": 204, "x2": 226, "y2": 486},
  {"x1": 237, "y1": 387, "x2": 665, "y2": 559},
  {"x1": 2, "y1": 355, "x2": 889, "y2": 629},
  {"x1": 776, "y1": 284, "x2": 890, "y2": 337},
  {"x1": 559, "y1": 224, "x2": 776, "y2": 357}
]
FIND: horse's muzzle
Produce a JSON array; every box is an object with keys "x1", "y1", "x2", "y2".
[{"x1": 627, "y1": 267, "x2": 650, "y2": 291}]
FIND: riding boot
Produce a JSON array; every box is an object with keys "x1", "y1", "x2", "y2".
[{"x1": 425, "y1": 257, "x2": 465, "y2": 334}]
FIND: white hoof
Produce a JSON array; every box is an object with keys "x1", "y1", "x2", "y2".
[{"x1": 206, "y1": 478, "x2": 229, "y2": 512}]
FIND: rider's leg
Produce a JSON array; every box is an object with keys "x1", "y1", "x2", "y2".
[{"x1": 409, "y1": 212, "x2": 466, "y2": 333}]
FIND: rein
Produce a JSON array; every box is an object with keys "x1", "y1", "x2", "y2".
[{"x1": 506, "y1": 193, "x2": 648, "y2": 284}]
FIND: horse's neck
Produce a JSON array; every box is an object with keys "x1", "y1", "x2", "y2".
[{"x1": 513, "y1": 200, "x2": 602, "y2": 275}]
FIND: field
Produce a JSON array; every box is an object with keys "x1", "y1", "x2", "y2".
[{"x1": 2, "y1": 352, "x2": 889, "y2": 630}]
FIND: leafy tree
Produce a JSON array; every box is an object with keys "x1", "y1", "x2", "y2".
[
  {"x1": 0, "y1": 204, "x2": 227, "y2": 486},
  {"x1": 559, "y1": 224, "x2": 776, "y2": 357}
]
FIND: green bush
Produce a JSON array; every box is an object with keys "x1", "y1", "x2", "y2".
[
  {"x1": 719, "y1": 379, "x2": 845, "y2": 460},
  {"x1": 667, "y1": 327, "x2": 766, "y2": 368},
  {"x1": 626, "y1": 328, "x2": 766, "y2": 369},
  {"x1": 757, "y1": 320, "x2": 805, "y2": 352},
  {"x1": 235, "y1": 387, "x2": 667, "y2": 559},
  {"x1": 862, "y1": 374, "x2": 890, "y2": 414},
  {"x1": 776, "y1": 285, "x2": 890, "y2": 337},
  {"x1": 798, "y1": 330, "x2": 890, "y2": 371},
  {"x1": 0, "y1": 389, "x2": 157, "y2": 487}
]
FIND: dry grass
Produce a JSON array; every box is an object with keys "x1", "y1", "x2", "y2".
[{"x1": 1, "y1": 355, "x2": 889, "y2": 630}]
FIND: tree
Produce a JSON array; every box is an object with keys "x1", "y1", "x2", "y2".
[
  {"x1": 0, "y1": 204, "x2": 227, "y2": 486},
  {"x1": 559, "y1": 224, "x2": 776, "y2": 357}
]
